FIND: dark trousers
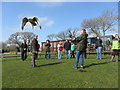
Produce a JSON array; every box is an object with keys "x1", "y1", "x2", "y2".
[
  {"x1": 45, "y1": 51, "x2": 50, "y2": 59},
  {"x1": 21, "y1": 51, "x2": 27, "y2": 61},
  {"x1": 83, "y1": 50, "x2": 87, "y2": 59},
  {"x1": 71, "y1": 51, "x2": 75, "y2": 58},
  {"x1": 32, "y1": 52, "x2": 38, "y2": 67}
]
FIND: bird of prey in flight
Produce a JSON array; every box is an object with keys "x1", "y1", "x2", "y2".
[{"x1": 21, "y1": 17, "x2": 42, "y2": 30}]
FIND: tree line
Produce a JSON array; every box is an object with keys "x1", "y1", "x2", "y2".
[
  {"x1": 0, "y1": 32, "x2": 35, "y2": 52},
  {"x1": 47, "y1": 9, "x2": 118, "y2": 41}
]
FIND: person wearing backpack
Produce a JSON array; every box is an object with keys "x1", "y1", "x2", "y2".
[{"x1": 57, "y1": 41, "x2": 63, "y2": 59}]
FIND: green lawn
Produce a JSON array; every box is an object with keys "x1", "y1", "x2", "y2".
[{"x1": 2, "y1": 54, "x2": 118, "y2": 88}]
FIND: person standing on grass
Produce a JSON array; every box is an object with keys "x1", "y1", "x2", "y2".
[
  {"x1": 63, "y1": 39, "x2": 71, "y2": 59},
  {"x1": 16, "y1": 46, "x2": 19, "y2": 55},
  {"x1": 83, "y1": 33, "x2": 88, "y2": 59},
  {"x1": 105, "y1": 38, "x2": 111, "y2": 51},
  {"x1": 71, "y1": 43, "x2": 75, "y2": 58},
  {"x1": 45, "y1": 40, "x2": 51, "y2": 59},
  {"x1": 57, "y1": 41, "x2": 63, "y2": 59},
  {"x1": 72, "y1": 29, "x2": 88, "y2": 69},
  {"x1": 95, "y1": 36, "x2": 103, "y2": 60},
  {"x1": 109, "y1": 34, "x2": 120, "y2": 62},
  {"x1": 31, "y1": 35, "x2": 39, "y2": 67},
  {"x1": 21, "y1": 40, "x2": 27, "y2": 61}
]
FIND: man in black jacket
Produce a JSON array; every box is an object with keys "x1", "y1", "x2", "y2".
[
  {"x1": 63, "y1": 39, "x2": 71, "y2": 59},
  {"x1": 21, "y1": 40, "x2": 27, "y2": 61},
  {"x1": 83, "y1": 33, "x2": 88, "y2": 59},
  {"x1": 31, "y1": 35, "x2": 39, "y2": 67}
]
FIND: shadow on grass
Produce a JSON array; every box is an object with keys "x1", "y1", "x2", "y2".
[
  {"x1": 76, "y1": 62, "x2": 108, "y2": 72},
  {"x1": 37, "y1": 62, "x2": 65, "y2": 67},
  {"x1": 79, "y1": 70, "x2": 87, "y2": 72},
  {"x1": 85, "y1": 62, "x2": 109, "y2": 68},
  {"x1": 85, "y1": 57, "x2": 111, "y2": 60}
]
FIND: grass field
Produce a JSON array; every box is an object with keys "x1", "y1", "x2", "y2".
[{"x1": 2, "y1": 54, "x2": 119, "y2": 88}]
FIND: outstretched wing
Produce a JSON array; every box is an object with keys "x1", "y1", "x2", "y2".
[
  {"x1": 33, "y1": 17, "x2": 42, "y2": 29},
  {"x1": 21, "y1": 17, "x2": 28, "y2": 30}
]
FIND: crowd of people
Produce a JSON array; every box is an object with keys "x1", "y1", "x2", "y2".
[{"x1": 20, "y1": 29, "x2": 120, "y2": 68}]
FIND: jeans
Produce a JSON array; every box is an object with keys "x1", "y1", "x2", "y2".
[
  {"x1": 83, "y1": 49, "x2": 87, "y2": 59},
  {"x1": 65, "y1": 50, "x2": 71, "y2": 59},
  {"x1": 58, "y1": 50, "x2": 62, "y2": 59},
  {"x1": 45, "y1": 51, "x2": 50, "y2": 59},
  {"x1": 96, "y1": 47, "x2": 102, "y2": 59},
  {"x1": 74, "y1": 50, "x2": 84, "y2": 67}
]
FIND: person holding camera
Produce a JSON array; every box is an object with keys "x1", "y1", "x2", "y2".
[{"x1": 72, "y1": 29, "x2": 88, "y2": 69}]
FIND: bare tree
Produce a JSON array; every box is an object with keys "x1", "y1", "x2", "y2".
[
  {"x1": 66, "y1": 28, "x2": 80, "y2": 39},
  {"x1": 7, "y1": 32, "x2": 35, "y2": 47},
  {"x1": 81, "y1": 9, "x2": 117, "y2": 37},
  {"x1": 97, "y1": 9, "x2": 118, "y2": 36},
  {"x1": 47, "y1": 28, "x2": 80, "y2": 41},
  {"x1": 47, "y1": 34, "x2": 56, "y2": 41},
  {"x1": 21, "y1": 32, "x2": 35, "y2": 45},
  {"x1": 56, "y1": 31, "x2": 68, "y2": 40},
  {"x1": 7, "y1": 32, "x2": 21, "y2": 47},
  {"x1": 81, "y1": 18, "x2": 101, "y2": 36}
]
